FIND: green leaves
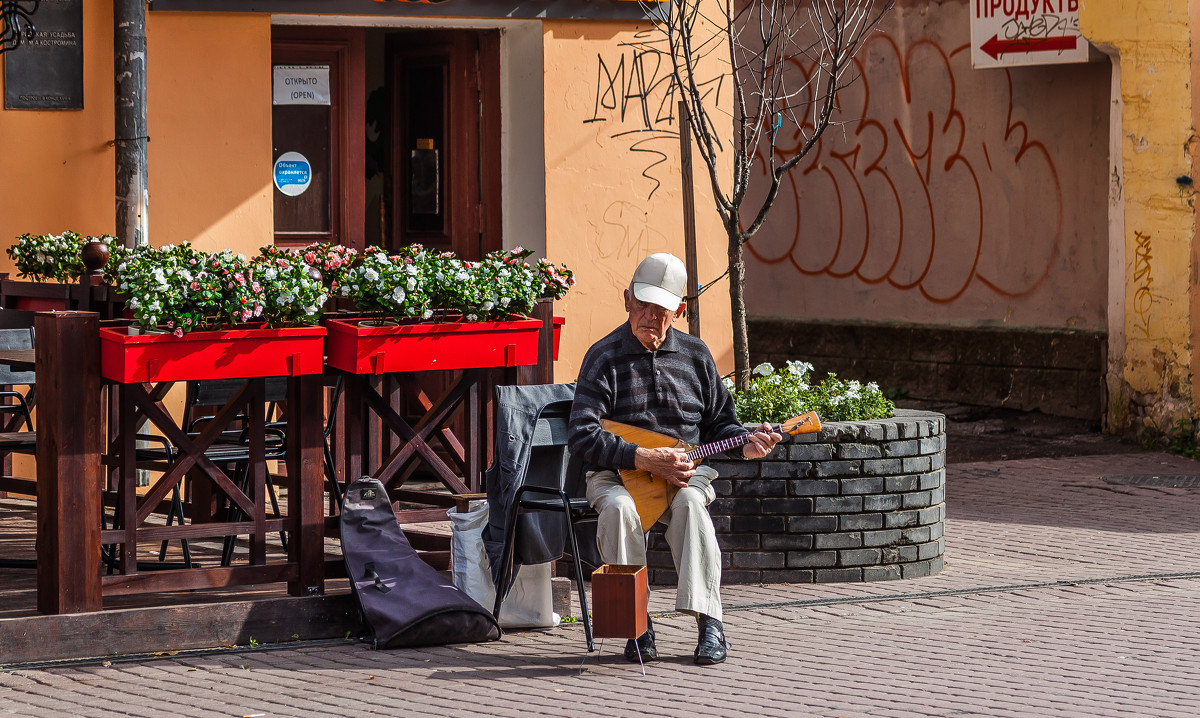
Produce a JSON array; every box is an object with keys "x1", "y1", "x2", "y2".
[
  {"x1": 337, "y1": 244, "x2": 575, "y2": 322},
  {"x1": 726, "y1": 361, "x2": 895, "y2": 424},
  {"x1": 6, "y1": 231, "x2": 116, "y2": 282},
  {"x1": 114, "y1": 243, "x2": 330, "y2": 335}
]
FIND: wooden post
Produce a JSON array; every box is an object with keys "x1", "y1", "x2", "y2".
[
  {"x1": 288, "y1": 374, "x2": 326, "y2": 596},
  {"x1": 36, "y1": 312, "x2": 103, "y2": 614},
  {"x1": 678, "y1": 100, "x2": 701, "y2": 337},
  {"x1": 518, "y1": 298, "x2": 556, "y2": 386}
]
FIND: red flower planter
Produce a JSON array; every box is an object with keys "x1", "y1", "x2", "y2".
[
  {"x1": 99, "y1": 325, "x2": 327, "y2": 383},
  {"x1": 325, "y1": 316, "x2": 543, "y2": 375},
  {"x1": 552, "y1": 316, "x2": 564, "y2": 361}
]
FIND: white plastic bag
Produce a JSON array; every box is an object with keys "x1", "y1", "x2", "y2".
[{"x1": 447, "y1": 501, "x2": 559, "y2": 629}]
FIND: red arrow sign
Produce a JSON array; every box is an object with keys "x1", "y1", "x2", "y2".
[{"x1": 981, "y1": 34, "x2": 1078, "y2": 60}]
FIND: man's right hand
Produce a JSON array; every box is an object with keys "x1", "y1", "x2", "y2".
[{"x1": 634, "y1": 446, "x2": 695, "y2": 488}]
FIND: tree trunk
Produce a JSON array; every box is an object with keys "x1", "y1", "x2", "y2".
[{"x1": 727, "y1": 225, "x2": 749, "y2": 389}]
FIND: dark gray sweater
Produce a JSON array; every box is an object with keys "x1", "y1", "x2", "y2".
[{"x1": 567, "y1": 322, "x2": 746, "y2": 473}]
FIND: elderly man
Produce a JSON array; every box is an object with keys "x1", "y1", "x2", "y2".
[{"x1": 567, "y1": 252, "x2": 781, "y2": 665}]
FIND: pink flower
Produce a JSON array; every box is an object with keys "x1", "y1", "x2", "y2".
[{"x1": 173, "y1": 328, "x2": 185, "y2": 338}]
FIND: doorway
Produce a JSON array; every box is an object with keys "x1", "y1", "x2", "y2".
[
  {"x1": 271, "y1": 26, "x2": 501, "y2": 257},
  {"x1": 381, "y1": 30, "x2": 501, "y2": 260}
]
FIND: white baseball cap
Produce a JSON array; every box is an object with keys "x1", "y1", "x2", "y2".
[{"x1": 631, "y1": 253, "x2": 687, "y2": 310}]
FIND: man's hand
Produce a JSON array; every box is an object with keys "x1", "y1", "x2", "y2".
[
  {"x1": 742, "y1": 422, "x2": 783, "y2": 459},
  {"x1": 634, "y1": 446, "x2": 695, "y2": 488}
]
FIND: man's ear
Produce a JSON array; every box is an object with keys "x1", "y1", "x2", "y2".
[{"x1": 623, "y1": 289, "x2": 632, "y2": 311}]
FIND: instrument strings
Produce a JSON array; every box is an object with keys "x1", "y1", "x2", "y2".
[{"x1": 686, "y1": 423, "x2": 782, "y2": 461}]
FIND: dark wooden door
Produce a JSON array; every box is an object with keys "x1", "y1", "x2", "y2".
[
  {"x1": 272, "y1": 28, "x2": 365, "y2": 250},
  {"x1": 385, "y1": 30, "x2": 501, "y2": 260}
]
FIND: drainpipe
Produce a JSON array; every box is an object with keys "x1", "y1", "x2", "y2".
[
  {"x1": 114, "y1": 0, "x2": 148, "y2": 249},
  {"x1": 115, "y1": 0, "x2": 152, "y2": 489}
]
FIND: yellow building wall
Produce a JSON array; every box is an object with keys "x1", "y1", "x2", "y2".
[
  {"x1": 0, "y1": 2, "x2": 116, "y2": 259},
  {"x1": 0, "y1": 11, "x2": 271, "y2": 268},
  {"x1": 1081, "y1": 1, "x2": 1196, "y2": 430},
  {"x1": 145, "y1": 13, "x2": 274, "y2": 256},
  {"x1": 541, "y1": 19, "x2": 735, "y2": 379}
]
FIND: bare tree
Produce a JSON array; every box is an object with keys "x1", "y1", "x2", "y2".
[{"x1": 658, "y1": 0, "x2": 893, "y2": 387}]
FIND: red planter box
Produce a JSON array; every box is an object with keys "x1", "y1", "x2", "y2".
[
  {"x1": 552, "y1": 316, "x2": 564, "y2": 361},
  {"x1": 99, "y1": 325, "x2": 327, "y2": 383},
  {"x1": 325, "y1": 316, "x2": 543, "y2": 375}
]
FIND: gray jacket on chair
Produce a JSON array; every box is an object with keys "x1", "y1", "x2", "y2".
[{"x1": 481, "y1": 382, "x2": 578, "y2": 586}]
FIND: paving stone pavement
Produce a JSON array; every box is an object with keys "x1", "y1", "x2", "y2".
[{"x1": 3, "y1": 450, "x2": 1200, "y2": 717}]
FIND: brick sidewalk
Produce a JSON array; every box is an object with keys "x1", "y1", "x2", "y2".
[{"x1": 3, "y1": 450, "x2": 1200, "y2": 717}]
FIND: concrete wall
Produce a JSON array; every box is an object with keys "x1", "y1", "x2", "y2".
[
  {"x1": 542, "y1": 19, "x2": 735, "y2": 378},
  {"x1": 0, "y1": 9, "x2": 737, "y2": 377},
  {"x1": 0, "y1": 11, "x2": 273, "y2": 266},
  {"x1": 744, "y1": 0, "x2": 1111, "y2": 332},
  {"x1": 1082, "y1": 1, "x2": 1198, "y2": 434}
]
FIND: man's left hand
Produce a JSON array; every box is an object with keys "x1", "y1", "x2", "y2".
[{"x1": 742, "y1": 422, "x2": 783, "y2": 459}]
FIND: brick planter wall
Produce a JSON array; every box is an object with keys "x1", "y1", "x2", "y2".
[{"x1": 647, "y1": 409, "x2": 946, "y2": 585}]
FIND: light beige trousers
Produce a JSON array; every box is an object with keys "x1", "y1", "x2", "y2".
[{"x1": 585, "y1": 464, "x2": 723, "y2": 621}]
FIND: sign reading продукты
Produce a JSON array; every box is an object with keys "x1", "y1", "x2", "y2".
[
  {"x1": 970, "y1": 0, "x2": 1087, "y2": 69},
  {"x1": 273, "y1": 65, "x2": 331, "y2": 105},
  {"x1": 4, "y1": 0, "x2": 85, "y2": 110},
  {"x1": 274, "y1": 152, "x2": 313, "y2": 197}
]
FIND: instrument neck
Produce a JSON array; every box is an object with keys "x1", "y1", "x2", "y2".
[{"x1": 687, "y1": 425, "x2": 778, "y2": 462}]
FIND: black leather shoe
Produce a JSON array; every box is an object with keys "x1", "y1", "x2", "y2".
[
  {"x1": 623, "y1": 617, "x2": 657, "y2": 663},
  {"x1": 694, "y1": 614, "x2": 730, "y2": 665}
]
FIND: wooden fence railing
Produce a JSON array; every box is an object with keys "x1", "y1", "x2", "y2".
[{"x1": 25, "y1": 303, "x2": 558, "y2": 614}]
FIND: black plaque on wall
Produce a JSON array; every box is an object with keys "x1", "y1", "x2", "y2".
[{"x1": 4, "y1": 0, "x2": 84, "y2": 110}]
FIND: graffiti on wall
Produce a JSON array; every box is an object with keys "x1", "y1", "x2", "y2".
[
  {"x1": 1132, "y1": 230, "x2": 1153, "y2": 338},
  {"x1": 584, "y1": 30, "x2": 724, "y2": 201},
  {"x1": 746, "y1": 34, "x2": 1069, "y2": 305}
]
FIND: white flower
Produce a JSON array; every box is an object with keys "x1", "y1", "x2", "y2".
[
  {"x1": 422, "y1": 309, "x2": 434, "y2": 320},
  {"x1": 364, "y1": 268, "x2": 379, "y2": 282},
  {"x1": 786, "y1": 361, "x2": 812, "y2": 376},
  {"x1": 391, "y1": 287, "x2": 406, "y2": 303},
  {"x1": 753, "y1": 362, "x2": 774, "y2": 377}
]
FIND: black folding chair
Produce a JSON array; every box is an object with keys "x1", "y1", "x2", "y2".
[{"x1": 489, "y1": 384, "x2": 599, "y2": 651}]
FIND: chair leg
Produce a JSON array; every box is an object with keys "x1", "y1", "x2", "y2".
[
  {"x1": 266, "y1": 474, "x2": 287, "y2": 551},
  {"x1": 158, "y1": 483, "x2": 194, "y2": 567},
  {"x1": 323, "y1": 438, "x2": 342, "y2": 511},
  {"x1": 220, "y1": 462, "x2": 252, "y2": 567},
  {"x1": 491, "y1": 492, "x2": 524, "y2": 621},
  {"x1": 560, "y1": 492, "x2": 594, "y2": 652}
]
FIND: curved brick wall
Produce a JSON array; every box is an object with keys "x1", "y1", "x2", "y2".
[{"x1": 647, "y1": 409, "x2": 946, "y2": 585}]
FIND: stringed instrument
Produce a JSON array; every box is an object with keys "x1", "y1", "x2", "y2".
[{"x1": 600, "y1": 412, "x2": 822, "y2": 531}]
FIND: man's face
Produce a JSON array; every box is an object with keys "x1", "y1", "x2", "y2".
[{"x1": 625, "y1": 289, "x2": 683, "y2": 351}]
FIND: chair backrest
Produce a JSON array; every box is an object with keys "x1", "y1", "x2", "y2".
[
  {"x1": 190, "y1": 377, "x2": 289, "y2": 407},
  {"x1": 0, "y1": 327, "x2": 35, "y2": 385},
  {"x1": 488, "y1": 382, "x2": 577, "y2": 491},
  {"x1": 526, "y1": 411, "x2": 571, "y2": 492}
]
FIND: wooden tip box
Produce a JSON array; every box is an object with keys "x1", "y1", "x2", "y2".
[{"x1": 591, "y1": 564, "x2": 648, "y2": 639}]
